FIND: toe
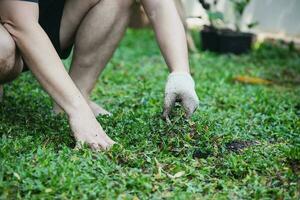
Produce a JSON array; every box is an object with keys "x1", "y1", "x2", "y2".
[{"x1": 89, "y1": 101, "x2": 112, "y2": 117}]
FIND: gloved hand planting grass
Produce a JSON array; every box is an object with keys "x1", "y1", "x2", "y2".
[
  {"x1": 139, "y1": 0, "x2": 200, "y2": 121},
  {"x1": 163, "y1": 72, "x2": 199, "y2": 121}
]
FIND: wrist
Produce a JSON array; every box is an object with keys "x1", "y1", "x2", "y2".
[
  {"x1": 166, "y1": 72, "x2": 195, "y2": 90},
  {"x1": 169, "y1": 71, "x2": 191, "y2": 76},
  {"x1": 168, "y1": 72, "x2": 194, "y2": 82},
  {"x1": 64, "y1": 98, "x2": 93, "y2": 118},
  {"x1": 170, "y1": 69, "x2": 190, "y2": 74}
]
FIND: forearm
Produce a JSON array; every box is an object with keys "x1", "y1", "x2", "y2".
[
  {"x1": 4, "y1": 23, "x2": 90, "y2": 116},
  {"x1": 141, "y1": 0, "x2": 190, "y2": 73}
]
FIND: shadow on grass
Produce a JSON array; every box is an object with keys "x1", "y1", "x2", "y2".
[{"x1": 0, "y1": 93, "x2": 75, "y2": 150}]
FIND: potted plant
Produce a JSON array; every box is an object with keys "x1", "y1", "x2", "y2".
[
  {"x1": 199, "y1": 0, "x2": 257, "y2": 54},
  {"x1": 199, "y1": 0, "x2": 224, "y2": 52}
]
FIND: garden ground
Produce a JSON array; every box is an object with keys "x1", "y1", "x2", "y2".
[{"x1": 0, "y1": 29, "x2": 300, "y2": 199}]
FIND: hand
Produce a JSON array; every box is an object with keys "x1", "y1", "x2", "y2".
[
  {"x1": 69, "y1": 110, "x2": 115, "y2": 150},
  {"x1": 163, "y1": 72, "x2": 199, "y2": 121}
]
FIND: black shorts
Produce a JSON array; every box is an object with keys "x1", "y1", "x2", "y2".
[{"x1": 22, "y1": 0, "x2": 72, "y2": 71}]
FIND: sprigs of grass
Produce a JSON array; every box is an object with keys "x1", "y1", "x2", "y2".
[{"x1": 0, "y1": 29, "x2": 299, "y2": 199}]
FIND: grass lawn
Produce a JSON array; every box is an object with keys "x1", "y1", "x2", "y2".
[{"x1": 1, "y1": 29, "x2": 300, "y2": 199}]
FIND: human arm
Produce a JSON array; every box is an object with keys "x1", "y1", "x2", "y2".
[
  {"x1": 140, "y1": 0, "x2": 199, "y2": 119},
  {"x1": 0, "y1": 1, "x2": 114, "y2": 149}
]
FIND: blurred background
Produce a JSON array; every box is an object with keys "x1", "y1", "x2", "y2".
[
  {"x1": 130, "y1": 0, "x2": 300, "y2": 53},
  {"x1": 183, "y1": 0, "x2": 300, "y2": 44}
]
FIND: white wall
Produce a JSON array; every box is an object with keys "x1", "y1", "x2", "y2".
[
  {"x1": 242, "y1": 0, "x2": 300, "y2": 37},
  {"x1": 181, "y1": 0, "x2": 204, "y2": 17},
  {"x1": 182, "y1": 0, "x2": 300, "y2": 38}
]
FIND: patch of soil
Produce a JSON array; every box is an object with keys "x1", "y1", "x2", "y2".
[
  {"x1": 226, "y1": 140, "x2": 259, "y2": 153},
  {"x1": 288, "y1": 159, "x2": 300, "y2": 175},
  {"x1": 193, "y1": 149, "x2": 212, "y2": 159},
  {"x1": 295, "y1": 104, "x2": 300, "y2": 117}
]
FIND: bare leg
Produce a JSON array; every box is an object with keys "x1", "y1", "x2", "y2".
[
  {"x1": 141, "y1": 0, "x2": 190, "y2": 73},
  {"x1": 53, "y1": 0, "x2": 133, "y2": 116},
  {"x1": 174, "y1": 0, "x2": 197, "y2": 53},
  {"x1": 0, "y1": 1, "x2": 114, "y2": 150},
  {"x1": 140, "y1": 0, "x2": 199, "y2": 119},
  {"x1": 0, "y1": 23, "x2": 24, "y2": 102}
]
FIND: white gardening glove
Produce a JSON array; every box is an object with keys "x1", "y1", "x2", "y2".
[{"x1": 163, "y1": 72, "x2": 199, "y2": 120}]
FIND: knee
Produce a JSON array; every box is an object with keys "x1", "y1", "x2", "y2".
[
  {"x1": 0, "y1": 36, "x2": 22, "y2": 83},
  {"x1": 117, "y1": 0, "x2": 135, "y2": 10},
  {"x1": 91, "y1": 0, "x2": 134, "y2": 13},
  {"x1": 109, "y1": 0, "x2": 134, "y2": 19},
  {"x1": 87, "y1": 0, "x2": 102, "y2": 8},
  {"x1": 0, "y1": 37, "x2": 16, "y2": 73}
]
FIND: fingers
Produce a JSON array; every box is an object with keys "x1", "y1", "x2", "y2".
[
  {"x1": 75, "y1": 141, "x2": 113, "y2": 151},
  {"x1": 90, "y1": 143, "x2": 101, "y2": 151},
  {"x1": 75, "y1": 141, "x2": 102, "y2": 151},
  {"x1": 163, "y1": 92, "x2": 177, "y2": 120},
  {"x1": 181, "y1": 90, "x2": 200, "y2": 118},
  {"x1": 164, "y1": 72, "x2": 199, "y2": 120},
  {"x1": 103, "y1": 135, "x2": 116, "y2": 147},
  {"x1": 96, "y1": 126, "x2": 116, "y2": 147},
  {"x1": 74, "y1": 136, "x2": 115, "y2": 151}
]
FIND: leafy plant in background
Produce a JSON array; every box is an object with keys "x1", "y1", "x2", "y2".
[
  {"x1": 199, "y1": 0, "x2": 258, "y2": 54},
  {"x1": 198, "y1": 0, "x2": 224, "y2": 29},
  {"x1": 199, "y1": 0, "x2": 257, "y2": 31},
  {"x1": 230, "y1": 0, "x2": 258, "y2": 31}
]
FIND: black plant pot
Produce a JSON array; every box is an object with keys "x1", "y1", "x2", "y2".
[
  {"x1": 218, "y1": 31, "x2": 254, "y2": 54},
  {"x1": 200, "y1": 27, "x2": 255, "y2": 54},
  {"x1": 201, "y1": 27, "x2": 219, "y2": 52}
]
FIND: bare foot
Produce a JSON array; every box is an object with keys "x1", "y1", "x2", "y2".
[
  {"x1": 53, "y1": 101, "x2": 111, "y2": 117},
  {"x1": 69, "y1": 111, "x2": 115, "y2": 150},
  {"x1": 89, "y1": 101, "x2": 112, "y2": 116}
]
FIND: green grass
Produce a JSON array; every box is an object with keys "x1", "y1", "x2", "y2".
[{"x1": 1, "y1": 29, "x2": 300, "y2": 199}]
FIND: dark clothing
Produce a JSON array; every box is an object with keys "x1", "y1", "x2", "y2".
[
  {"x1": 20, "y1": 0, "x2": 72, "y2": 70},
  {"x1": 21, "y1": 0, "x2": 39, "y2": 2},
  {"x1": 38, "y1": 0, "x2": 71, "y2": 59}
]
